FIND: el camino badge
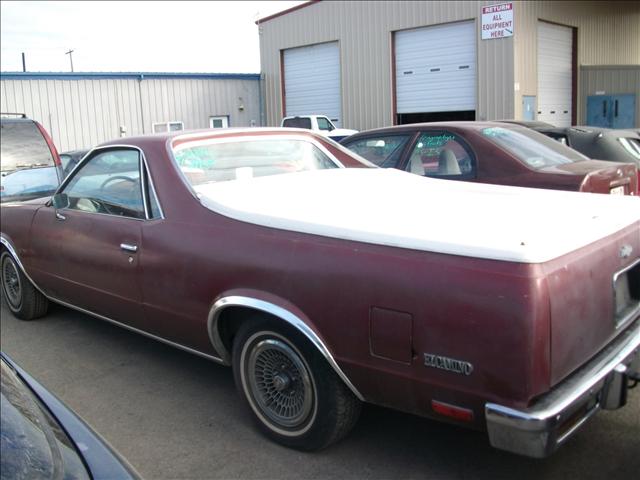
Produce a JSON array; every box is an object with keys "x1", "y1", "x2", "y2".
[{"x1": 424, "y1": 353, "x2": 474, "y2": 376}]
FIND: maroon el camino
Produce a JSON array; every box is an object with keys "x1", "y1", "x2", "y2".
[
  {"x1": 1, "y1": 128, "x2": 639, "y2": 458},
  {"x1": 341, "y1": 122, "x2": 638, "y2": 195}
]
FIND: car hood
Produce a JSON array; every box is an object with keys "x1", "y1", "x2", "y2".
[{"x1": 195, "y1": 168, "x2": 640, "y2": 263}]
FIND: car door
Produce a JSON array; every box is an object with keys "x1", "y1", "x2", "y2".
[{"x1": 29, "y1": 147, "x2": 149, "y2": 326}]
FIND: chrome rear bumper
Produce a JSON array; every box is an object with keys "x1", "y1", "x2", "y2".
[{"x1": 485, "y1": 318, "x2": 640, "y2": 458}]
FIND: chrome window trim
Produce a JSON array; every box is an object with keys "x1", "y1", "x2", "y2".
[
  {"x1": 612, "y1": 257, "x2": 640, "y2": 330},
  {"x1": 52, "y1": 144, "x2": 165, "y2": 221},
  {"x1": 207, "y1": 295, "x2": 365, "y2": 401},
  {"x1": 0, "y1": 235, "x2": 223, "y2": 364},
  {"x1": 143, "y1": 158, "x2": 164, "y2": 219},
  {"x1": 138, "y1": 151, "x2": 150, "y2": 219}
]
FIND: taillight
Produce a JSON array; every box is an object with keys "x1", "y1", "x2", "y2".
[
  {"x1": 34, "y1": 121, "x2": 62, "y2": 167},
  {"x1": 431, "y1": 400, "x2": 474, "y2": 422}
]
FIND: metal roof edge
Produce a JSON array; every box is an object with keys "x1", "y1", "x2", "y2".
[
  {"x1": 255, "y1": 0, "x2": 318, "y2": 24},
  {"x1": 0, "y1": 72, "x2": 261, "y2": 81}
]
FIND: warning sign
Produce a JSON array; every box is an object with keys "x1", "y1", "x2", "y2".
[{"x1": 481, "y1": 3, "x2": 513, "y2": 40}]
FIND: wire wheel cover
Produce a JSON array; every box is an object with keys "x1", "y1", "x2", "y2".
[
  {"x1": 2, "y1": 257, "x2": 22, "y2": 308},
  {"x1": 247, "y1": 338, "x2": 314, "y2": 429}
]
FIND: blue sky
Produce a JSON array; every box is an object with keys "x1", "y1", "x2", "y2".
[{"x1": 0, "y1": 1, "x2": 303, "y2": 73}]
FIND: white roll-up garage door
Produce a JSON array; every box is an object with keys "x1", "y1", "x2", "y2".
[
  {"x1": 537, "y1": 22, "x2": 573, "y2": 127},
  {"x1": 395, "y1": 21, "x2": 476, "y2": 114},
  {"x1": 283, "y1": 42, "x2": 342, "y2": 127}
]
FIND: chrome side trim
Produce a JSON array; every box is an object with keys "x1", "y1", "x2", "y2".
[
  {"x1": 485, "y1": 318, "x2": 640, "y2": 458},
  {"x1": 208, "y1": 295, "x2": 365, "y2": 401},
  {"x1": 49, "y1": 296, "x2": 226, "y2": 365},
  {"x1": 0, "y1": 235, "x2": 224, "y2": 365}
]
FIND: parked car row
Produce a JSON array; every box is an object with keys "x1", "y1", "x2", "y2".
[
  {"x1": 1, "y1": 126, "x2": 639, "y2": 459},
  {"x1": 339, "y1": 121, "x2": 638, "y2": 195},
  {"x1": 2, "y1": 113, "x2": 638, "y2": 202}
]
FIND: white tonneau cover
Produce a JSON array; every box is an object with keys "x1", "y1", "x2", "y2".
[{"x1": 195, "y1": 168, "x2": 640, "y2": 263}]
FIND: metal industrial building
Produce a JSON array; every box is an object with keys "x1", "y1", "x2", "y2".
[
  {"x1": 0, "y1": 72, "x2": 260, "y2": 152},
  {"x1": 257, "y1": 0, "x2": 640, "y2": 129}
]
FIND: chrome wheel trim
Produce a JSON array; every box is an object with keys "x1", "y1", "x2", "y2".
[
  {"x1": 240, "y1": 331, "x2": 318, "y2": 437},
  {"x1": 1, "y1": 254, "x2": 22, "y2": 311}
]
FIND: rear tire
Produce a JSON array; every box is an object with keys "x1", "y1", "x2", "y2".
[
  {"x1": 1, "y1": 251, "x2": 48, "y2": 320},
  {"x1": 232, "y1": 318, "x2": 361, "y2": 450}
]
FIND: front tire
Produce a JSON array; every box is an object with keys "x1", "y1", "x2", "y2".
[
  {"x1": 232, "y1": 319, "x2": 361, "y2": 450},
  {"x1": 1, "y1": 251, "x2": 48, "y2": 320}
]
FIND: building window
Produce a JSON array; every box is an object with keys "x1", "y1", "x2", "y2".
[
  {"x1": 152, "y1": 121, "x2": 184, "y2": 133},
  {"x1": 209, "y1": 116, "x2": 229, "y2": 129}
]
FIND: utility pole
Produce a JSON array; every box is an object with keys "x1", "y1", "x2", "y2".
[
  {"x1": 21, "y1": 52, "x2": 26, "y2": 72},
  {"x1": 65, "y1": 49, "x2": 74, "y2": 72}
]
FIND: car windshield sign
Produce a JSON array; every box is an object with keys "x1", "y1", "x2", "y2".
[{"x1": 481, "y1": 126, "x2": 588, "y2": 169}]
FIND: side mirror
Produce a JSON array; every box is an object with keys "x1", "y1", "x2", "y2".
[{"x1": 52, "y1": 192, "x2": 69, "y2": 210}]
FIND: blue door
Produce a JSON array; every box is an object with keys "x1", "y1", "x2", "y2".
[
  {"x1": 587, "y1": 95, "x2": 611, "y2": 127},
  {"x1": 587, "y1": 94, "x2": 636, "y2": 129},
  {"x1": 611, "y1": 94, "x2": 636, "y2": 129}
]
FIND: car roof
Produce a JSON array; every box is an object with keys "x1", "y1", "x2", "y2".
[
  {"x1": 342, "y1": 121, "x2": 522, "y2": 137},
  {"x1": 98, "y1": 127, "x2": 327, "y2": 148},
  {"x1": 497, "y1": 119, "x2": 556, "y2": 129},
  {"x1": 0, "y1": 117, "x2": 34, "y2": 125}
]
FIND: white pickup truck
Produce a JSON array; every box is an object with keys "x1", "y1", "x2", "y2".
[{"x1": 281, "y1": 115, "x2": 358, "y2": 142}]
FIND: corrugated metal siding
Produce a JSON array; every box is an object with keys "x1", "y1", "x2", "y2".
[
  {"x1": 258, "y1": 0, "x2": 515, "y2": 130},
  {"x1": 0, "y1": 77, "x2": 260, "y2": 152},
  {"x1": 580, "y1": 66, "x2": 640, "y2": 127},
  {"x1": 514, "y1": 1, "x2": 640, "y2": 120}
]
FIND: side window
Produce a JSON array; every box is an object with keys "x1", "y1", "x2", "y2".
[
  {"x1": 406, "y1": 132, "x2": 476, "y2": 178},
  {"x1": 61, "y1": 149, "x2": 145, "y2": 219},
  {"x1": 343, "y1": 135, "x2": 411, "y2": 167},
  {"x1": 316, "y1": 117, "x2": 334, "y2": 132},
  {"x1": 152, "y1": 121, "x2": 184, "y2": 133}
]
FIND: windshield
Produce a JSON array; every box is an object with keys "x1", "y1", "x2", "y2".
[
  {"x1": 481, "y1": 126, "x2": 589, "y2": 169},
  {"x1": 0, "y1": 120, "x2": 55, "y2": 173},
  {"x1": 172, "y1": 138, "x2": 339, "y2": 188},
  {"x1": 619, "y1": 137, "x2": 640, "y2": 161}
]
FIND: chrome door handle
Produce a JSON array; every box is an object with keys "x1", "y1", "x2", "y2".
[
  {"x1": 120, "y1": 243, "x2": 138, "y2": 253},
  {"x1": 55, "y1": 212, "x2": 66, "y2": 221}
]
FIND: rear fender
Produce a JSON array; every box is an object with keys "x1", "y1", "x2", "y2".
[{"x1": 208, "y1": 288, "x2": 364, "y2": 401}]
